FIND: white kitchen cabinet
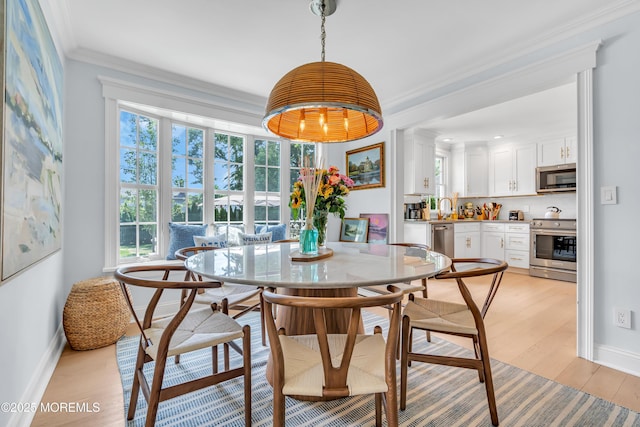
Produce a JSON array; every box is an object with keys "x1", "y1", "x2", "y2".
[
  {"x1": 488, "y1": 143, "x2": 536, "y2": 197},
  {"x1": 504, "y1": 222, "x2": 530, "y2": 268},
  {"x1": 404, "y1": 129, "x2": 436, "y2": 195},
  {"x1": 403, "y1": 222, "x2": 431, "y2": 247},
  {"x1": 451, "y1": 143, "x2": 487, "y2": 197},
  {"x1": 481, "y1": 223, "x2": 505, "y2": 261},
  {"x1": 537, "y1": 136, "x2": 577, "y2": 167},
  {"x1": 454, "y1": 222, "x2": 481, "y2": 258}
]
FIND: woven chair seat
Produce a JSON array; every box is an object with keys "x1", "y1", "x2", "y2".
[
  {"x1": 194, "y1": 285, "x2": 260, "y2": 307},
  {"x1": 144, "y1": 307, "x2": 245, "y2": 360},
  {"x1": 279, "y1": 333, "x2": 387, "y2": 397},
  {"x1": 403, "y1": 298, "x2": 477, "y2": 336}
]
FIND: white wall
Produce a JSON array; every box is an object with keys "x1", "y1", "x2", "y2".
[
  {"x1": 591, "y1": 12, "x2": 640, "y2": 359},
  {"x1": 326, "y1": 133, "x2": 396, "y2": 242},
  {"x1": 0, "y1": 255, "x2": 66, "y2": 427}
]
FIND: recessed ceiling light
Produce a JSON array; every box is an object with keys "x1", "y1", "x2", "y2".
[
  {"x1": 442, "y1": 137, "x2": 453, "y2": 142},
  {"x1": 493, "y1": 135, "x2": 504, "y2": 139}
]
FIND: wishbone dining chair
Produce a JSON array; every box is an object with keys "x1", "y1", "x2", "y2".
[
  {"x1": 262, "y1": 285, "x2": 404, "y2": 427},
  {"x1": 400, "y1": 257, "x2": 508, "y2": 426},
  {"x1": 115, "y1": 264, "x2": 252, "y2": 427},
  {"x1": 175, "y1": 245, "x2": 266, "y2": 346}
]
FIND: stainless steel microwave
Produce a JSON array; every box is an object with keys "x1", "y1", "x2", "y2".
[{"x1": 536, "y1": 163, "x2": 576, "y2": 193}]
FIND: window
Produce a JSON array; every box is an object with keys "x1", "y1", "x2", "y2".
[
  {"x1": 434, "y1": 154, "x2": 447, "y2": 201},
  {"x1": 288, "y1": 142, "x2": 317, "y2": 237},
  {"x1": 254, "y1": 139, "x2": 281, "y2": 227},
  {"x1": 213, "y1": 132, "x2": 245, "y2": 228},
  {"x1": 111, "y1": 101, "x2": 319, "y2": 266},
  {"x1": 119, "y1": 111, "x2": 159, "y2": 260},
  {"x1": 171, "y1": 124, "x2": 204, "y2": 224}
]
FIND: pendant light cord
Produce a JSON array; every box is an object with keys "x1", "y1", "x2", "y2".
[{"x1": 320, "y1": 1, "x2": 326, "y2": 62}]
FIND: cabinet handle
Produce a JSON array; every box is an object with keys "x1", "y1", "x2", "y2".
[
  {"x1": 566, "y1": 147, "x2": 570, "y2": 159},
  {"x1": 466, "y1": 237, "x2": 471, "y2": 248},
  {"x1": 561, "y1": 147, "x2": 565, "y2": 159},
  {"x1": 501, "y1": 238, "x2": 504, "y2": 248},
  {"x1": 423, "y1": 178, "x2": 429, "y2": 188},
  {"x1": 514, "y1": 180, "x2": 518, "y2": 191},
  {"x1": 508, "y1": 180, "x2": 512, "y2": 191}
]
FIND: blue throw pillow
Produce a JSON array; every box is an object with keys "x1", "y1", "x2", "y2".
[
  {"x1": 166, "y1": 223, "x2": 208, "y2": 260},
  {"x1": 255, "y1": 223, "x2": 286, "y2": 242}
]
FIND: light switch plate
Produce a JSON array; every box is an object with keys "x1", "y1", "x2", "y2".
[{"x1": 601, "y1": 186, "x2": 617, "y2": 205}]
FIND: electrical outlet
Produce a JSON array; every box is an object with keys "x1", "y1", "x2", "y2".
[{"x1": 614, "y1": 308, "x2": 631, "y2": 329}]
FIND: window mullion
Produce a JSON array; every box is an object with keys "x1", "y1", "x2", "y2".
[
  {"x1": 203, "y1": 127, "x2": 215, "y2": 229},
  {"x1": 245, "y1": 135, "x2": 255, "y2": 231},
  {"x1": 280, "y1": 141, "x2": 291, "y2": 231},
  {"x1": 158, "y1": 117, "x2": 173, "y2": 257}
]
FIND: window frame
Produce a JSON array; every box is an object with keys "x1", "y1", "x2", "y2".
[
  {"x1": 434, "y1": 149, "x2": 449, "y2": 201},
  {"x1": 118, "y1": 109, "x2": 161, "y2": 261},
  {"x1": 104, "y1": 100, "x2": 320, "y2": 270}
]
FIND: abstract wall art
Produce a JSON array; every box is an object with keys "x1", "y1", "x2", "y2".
[{"x1": 2, "y1": 0, "x2": 63, "y2": 280}]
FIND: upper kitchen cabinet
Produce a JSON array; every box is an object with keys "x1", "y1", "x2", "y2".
[
  {"x1": 488, "y1": 143, "x2": 537, "y2": 196},
  {"x1": 537, "y1": 136, "x2": 577, "y2": 166},
  {"x1": 403, "y1": 128, "x2": 436, "y2": 195},
  {"x1": 450, "y1": 142, "x2": 487, "y2": 197}
]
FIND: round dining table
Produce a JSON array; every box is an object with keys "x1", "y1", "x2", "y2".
[{"x1": 185, "y1": 241, "x2": 452, "y2": 336}]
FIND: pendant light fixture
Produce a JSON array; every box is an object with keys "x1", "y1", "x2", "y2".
[{"x1": 263, "y1": 0, "x2": 383, "y2": 143}]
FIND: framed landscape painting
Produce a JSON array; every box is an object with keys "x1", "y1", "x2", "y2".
[
  {"x1": 339, "y1": 218, "x2": 369, "y2": 243},
  {"x1": 345, "y1": 142, "x2": 385, "y2": 190},
  {"x1": 1, "y1": 0, "x2": 63, "y2": 280}
]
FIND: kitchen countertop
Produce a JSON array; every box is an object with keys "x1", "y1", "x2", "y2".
[{"x1": 405, "y1": 219, "x2": 531, "y2": 224}]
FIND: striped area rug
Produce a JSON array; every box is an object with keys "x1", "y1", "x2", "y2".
[{"x1": 116, "y1": 312, "x2": 640, "y2": 426}]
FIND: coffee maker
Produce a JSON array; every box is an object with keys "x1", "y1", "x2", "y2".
[
  {"x1": 509, "y1": 210, "x2": 524, "y2": 220},
  {"x1": 404, "y1": 202, "x2": 424, "y2": 220}
]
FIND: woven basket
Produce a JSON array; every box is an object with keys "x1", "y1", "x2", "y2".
[{"x1": 63, "y1": 276, "x2": 131, "y2": 351}]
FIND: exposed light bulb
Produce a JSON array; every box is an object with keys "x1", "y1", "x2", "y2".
[
  {"x1": 323, "y1": 123, "x2": 328, "y2": 134},
  {"x1": 343, "y1": 110, "x2": 349, "y2": 132},
  {"x1": 299, "y1": 109, "x2": 306, "y2": 132},
  {"x1": 319, "y1": 108, "x2": 327, "y2": 126}
]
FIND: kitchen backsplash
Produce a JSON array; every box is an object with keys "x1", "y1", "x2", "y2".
[{"x1": 404, "y1": 193, "x2": 576, "y2": 220}]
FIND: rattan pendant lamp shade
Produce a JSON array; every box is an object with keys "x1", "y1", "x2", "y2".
[{"x1": 262, "y1": 0, "x2": 383, "y2": 143}]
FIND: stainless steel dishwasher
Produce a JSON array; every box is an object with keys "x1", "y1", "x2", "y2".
[{"x1": 431, "y1": 223, "x2": 454, "y2": 258}]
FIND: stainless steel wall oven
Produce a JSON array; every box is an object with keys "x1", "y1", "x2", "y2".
[{"x1": 530, "y1": 219, "x2": 576, "y2": 282}]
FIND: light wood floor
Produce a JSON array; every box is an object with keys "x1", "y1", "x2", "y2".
[{"x1": 31, "y1": 272, "x2": 640, "y2": 426}]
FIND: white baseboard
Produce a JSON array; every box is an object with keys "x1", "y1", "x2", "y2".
[
  {"x1": 7, "y1": 325, "x2": 66, "y2": 427},
  {"x1": 594, "y1": 343, "x2": 640, "y2": 377}
]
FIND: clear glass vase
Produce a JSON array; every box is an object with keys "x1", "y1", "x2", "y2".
[
  {"x1": 299, "y1": 220, "x2": 319, "y2": 255},
  {"x1": 313, "y1": 210, "x2": 329, "y2": 247}
]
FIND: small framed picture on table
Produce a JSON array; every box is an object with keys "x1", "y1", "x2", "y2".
[{"x1": 339, "y1": 218, "x2": 370, "y2": 243}]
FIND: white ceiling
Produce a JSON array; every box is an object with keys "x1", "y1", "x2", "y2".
[{"x1": 47, "y1": 0, "x2": 637, "y2": 141}]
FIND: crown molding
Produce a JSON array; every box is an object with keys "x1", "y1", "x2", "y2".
[
  {"x1": 384, "y1": 0, "x2": 640, "y2": 113},
  {"x1": 387, "y1": 39, "x2": 601, "y2": 131},
  {"x1": 73, "y1": 48, "x2": 267, "y2": 115}
]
